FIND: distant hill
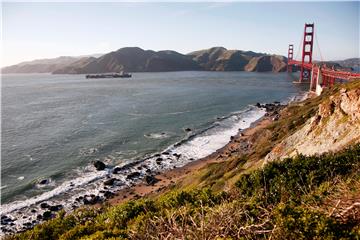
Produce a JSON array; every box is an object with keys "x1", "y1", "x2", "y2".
[
  {"x1": 2, "y1": 47, "x2": 289, "y2": 74},
  {"x1": 1, "y1": 54, "x2": 103, "y2": 74},
  {"x1": 53, "y1": 47, "x2": 287, "y2": 74},
  {"x1": 54, "y1": 47, "x2": 201, "y2": 74},
  {"x1": 335, "y1": 58, "x2": 360, "y2": 68},
  {"x1": 188, "y1": 47, "x2": 259, "y2": 71},
  {"x1": 3, "y1": 49, "x2": 358, "y2": 75},
  {"x1": 244, "y1": 55, "x2": 287, "y2": 72}
]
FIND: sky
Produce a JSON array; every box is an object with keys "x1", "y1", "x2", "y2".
[{"x1": 1, "y1": 1, "x2": 359, "y2": 67}]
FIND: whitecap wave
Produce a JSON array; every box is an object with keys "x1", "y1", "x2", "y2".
[
  {"x1": 1, "y1": 105, "x2": 266, "y2": 234},
  {"x1": 144, "y1": 132, "x2": 172, "y2": 139}
]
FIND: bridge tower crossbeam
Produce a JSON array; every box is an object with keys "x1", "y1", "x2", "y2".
[{"x1": 300, "y1": 23, "x2": 314, "y2": 82}]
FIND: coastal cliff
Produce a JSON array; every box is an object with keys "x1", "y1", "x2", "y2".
[
  {"x1": 7, "y1": 81, "x2": 360, "y2": 240},
  {"x1": 265, "y1": 85, "x2": 360, "y2": 162}
]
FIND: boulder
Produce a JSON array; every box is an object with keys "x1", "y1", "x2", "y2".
[
  {"x1": 144, "y1": 175, "x2": 160, "y2": 185},
  {"x1": 156, "y1": 158, "x2": 163, "y2": 164},
  {"x1": 94, "y1": 161, "x2": 106, "y2": 171},
  {"x1": 103, "y1": 191, "x2": 114, "y2": 199},
  {"x1": 112, "y1": 167, "x2": 122, "y2": 174},
  {"x1": 42, "y1": 211, "x2": 52, "y2": 220},
  {"x1": 104, "y1": 178, "x2": 116, "y2": 186},
  {"x1": 126, "y1": 172, "x2": 141, "y2": 180},
  {"x1": 40, "y1": 202, "x2": 50, "y2": 209},
  {"x1": 49, "y1": 205, "x2": 63, "y2": 212}
]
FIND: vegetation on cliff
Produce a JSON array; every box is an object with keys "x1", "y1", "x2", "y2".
[{"x1": 7, "y1": 144, "x2": 360, "y2": 240}]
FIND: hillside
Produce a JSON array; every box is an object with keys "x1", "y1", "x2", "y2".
[
  {"x1": 54, "y1": 47, "x2": 285, "y2": 74},
  {"x1": 1, "y1": 55, "x2": 102, "y2": 74},
  {"x1": 336, "y1": 58, "x2": 360, "y2": 68},
  {"x1": 6, "y1": 81, "x2": 360, "y2": 239},
  {"x1": 187, "y1": 47, "x2": 286, "y2": 72},
  {"x1": 244, "y1": 55, "x2": 287, "y2": 72},
  {"x1": 1, "y1": 56, "x2": 81, "y2": 74},
  {"x1": 2, "y1": 47, "x2": 288, "y2": 74}
]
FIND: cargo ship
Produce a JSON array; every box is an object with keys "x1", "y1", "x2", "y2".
[{"x1": 86, "y1": 71, "x2": 132, "y2": 79}]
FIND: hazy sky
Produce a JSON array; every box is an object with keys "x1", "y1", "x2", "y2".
[{"x1": 2, "y1": 2, "x2": 359, "y2": 67}]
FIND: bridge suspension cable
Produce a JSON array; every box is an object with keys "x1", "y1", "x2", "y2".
[
  {"x1": 314, "y1": 32, "x2": 324, "y2": 62},
  {"x1": 294, "y1": 32, "x2": 304, "y2": 61},
  {"x1": 287, "y1": 22, "x2": 360, "y2": 96}
]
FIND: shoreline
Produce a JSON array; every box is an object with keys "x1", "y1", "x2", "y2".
[
  {"x1": 107, "y1": 103, "x2": 284, "y2": 205},
  {"x1": 0, "y1": 99, "x2": 291, "y2": 235}
]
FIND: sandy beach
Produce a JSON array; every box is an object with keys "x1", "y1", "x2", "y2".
[{"x1": 108, "y1": 106, "x2": 278, "y2": 205}]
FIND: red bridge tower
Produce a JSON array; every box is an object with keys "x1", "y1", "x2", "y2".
[
  {"x1": 287, "y1": 44, "x2": 294, "y2": 72},
  {"x1": 299, "y1": 23, "x2": 314, "y2": 82}
]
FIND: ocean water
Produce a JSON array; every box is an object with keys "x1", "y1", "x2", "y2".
[{"x1": 1, "y1": 71, "x2": 307, "y2": 229}]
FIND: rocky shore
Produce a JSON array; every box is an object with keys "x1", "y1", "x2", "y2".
[{"x1": 0, "y1": 101, "x2": 286, "y2": 235}]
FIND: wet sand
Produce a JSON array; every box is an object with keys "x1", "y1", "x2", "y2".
[{"x1": 108, "y1": 110, "x2": 276, "y2": 205}]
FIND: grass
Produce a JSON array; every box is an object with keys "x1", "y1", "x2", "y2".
[{"x1": 7, "y1": 144, "x2": 360, "y2": 240}]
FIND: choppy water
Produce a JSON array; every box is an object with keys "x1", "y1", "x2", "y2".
[{"x1": 1, "y1": 71, "x2": 306, "y2": 230}]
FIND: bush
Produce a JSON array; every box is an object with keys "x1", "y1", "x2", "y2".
[{"x1": 235, "y1": 144, "x2": 360, "y2": 204}]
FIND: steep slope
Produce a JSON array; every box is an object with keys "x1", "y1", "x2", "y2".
[
  {"x1": 188, "y1": 47, "x2": 264, "y2": 71},
  {"x1": 265, "y1": 83, "x2": 360, "y2": 162},
  {"x1": 53, "y1": 47, "x2": 200, "y2": 73},
  {"x1": 244, "y1": 55, "x2": 287, "y2": 72},
  {"x1": 145, "y1": 50, "x2": 201, "y2": 72}
]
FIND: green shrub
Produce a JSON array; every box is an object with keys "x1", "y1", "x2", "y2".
[{"x1": 235, "y1": 144, "x2": 360, "y2": 204}]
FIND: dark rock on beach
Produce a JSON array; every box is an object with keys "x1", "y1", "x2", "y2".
[
  {"x1": 40, "y1": 202, "x2": 50, "y2": 209},
  {"x1": 144, "y1": 175, "x2": 160, "y2": 185},
  {"x1": 42, "y1": 211, "x2": 53, "y2": 220},
  {"x1": 94, "y1": 161, "x2": 106, "y2": 171},
  {"x1": 112, "y1": 166, "x2": 122, "y2": 174},
  {"x1": 49, "y1": 205, "x2": 63, "y2": 212},
  {"x1": 126, "y1": 172, "x2": 141, "y2": 180},
  {"x1": 104, "y1": 191, "x2": 114, "y2": 199},
  {"x1": 156, "y1": 158, "x2": 163, "y2": 164},
  {"x1": 104, "y1": 178, "x2": 116, "y2": 186}
]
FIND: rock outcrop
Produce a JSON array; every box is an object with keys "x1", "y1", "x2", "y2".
[{"x1": 265, "y1": 86, "x2": 360, "y2": 162}]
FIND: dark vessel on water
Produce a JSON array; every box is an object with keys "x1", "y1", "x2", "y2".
[{"x1": 86, "y1": 71, "x2": 132, "y2": 79}]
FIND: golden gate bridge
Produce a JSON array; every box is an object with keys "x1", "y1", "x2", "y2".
[{"x1": 287, "y1": 23, "x2": 360, "y2": 95}]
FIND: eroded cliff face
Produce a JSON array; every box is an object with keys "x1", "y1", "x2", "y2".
[{"x1": 265, "y1": 86, "x2": 360, "y2": 162}]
